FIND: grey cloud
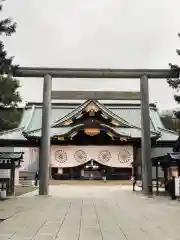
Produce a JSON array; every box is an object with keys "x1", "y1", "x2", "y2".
[{"x1": 2, "y1": 0, "x2": 180, "y2": 109}]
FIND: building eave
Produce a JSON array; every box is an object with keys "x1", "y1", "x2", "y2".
[
  {"x1": 23, "y1": 123, "x2": 159, "y2": 140},
  {"x1": 24, "y1": 123, "x2": 131, "y2": 139},
  {"x1": 0, "y1": 127, "x2": 27, "y2": 141}
]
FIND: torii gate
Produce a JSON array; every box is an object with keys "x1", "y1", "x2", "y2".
[{"x1": 15, "y1": 66, "x2": 179, "y2": 196}]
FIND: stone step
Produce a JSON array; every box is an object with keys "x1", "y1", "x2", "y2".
[{"x1": 19, "y1": 179, "x2": 32, "y2": 187}]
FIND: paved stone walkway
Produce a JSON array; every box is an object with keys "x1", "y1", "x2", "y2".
[{"x1": 0, "y1": 185, "x2": 180, "y2": 239}]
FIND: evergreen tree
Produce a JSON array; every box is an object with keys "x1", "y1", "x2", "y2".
[
  {"x1": 167, "y1": 33, "x2": 180, "y2": 91},
  {"x1": 0, "y1": 0, "x2": 21, "y2": 131}
]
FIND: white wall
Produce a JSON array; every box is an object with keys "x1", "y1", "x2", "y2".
[
  {"x1": 0, "y1": 147, "x2": 14, "y2": 152},
  {"x1": 14, "y1": 147, "x2": 39, "y2": 172}
]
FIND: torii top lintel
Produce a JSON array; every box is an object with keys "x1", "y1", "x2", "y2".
[{"x1": 14, "y1": 66, "x2": 180, "y2": 79}]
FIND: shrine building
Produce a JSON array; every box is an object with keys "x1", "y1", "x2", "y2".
[{"x1": 0, "y1": 100, "x2": 178, "y2": 181}]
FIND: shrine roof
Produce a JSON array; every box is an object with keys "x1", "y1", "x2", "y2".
[
  {"x1": 22, "y1": 100, "x2": 158, "y2": 131},
  {"x1": 0, "y1": 100, "x2": 178, "y2": 141}
]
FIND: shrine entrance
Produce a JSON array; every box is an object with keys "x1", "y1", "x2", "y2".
[
  {"x1": 81, "y1": 159, "x2": 104, "y2": 180},
  {"x1": 14, "y1": 66, "x2": 179, "y2": 196}
]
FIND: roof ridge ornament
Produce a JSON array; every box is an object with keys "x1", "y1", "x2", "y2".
[{"x1": 85, "y1": 101, "x2": 99, "y2": 113}]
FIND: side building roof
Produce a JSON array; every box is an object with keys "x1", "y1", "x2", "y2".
[{"x1": 0, "y1": 104, "x2": 35, "y2": 141}]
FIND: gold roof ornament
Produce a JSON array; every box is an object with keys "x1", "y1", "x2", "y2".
[
  {"x1": 120, "y1": 137, "x2": 128, "y2": 142},
  {"x1": 85, "y1": 102, "x2": 99, "y2": 113},
  {"x1": 111, "y1": 119, "x2": 120, "y2": 126},
  {"x1": 107, "y1": 131, "x2": 114, "y2": 137},
  {"x1": 57, "y1": 137, "x2": 64, "y2": 141},
  {"x1": 84, "y1": 128, "x2": 100, "y2": 136},
  {"x1": 63, "y1": 119, "x2": 73, "y2": 125},
  {"x1": 107, "y1": 131, "x2": 114, "y2": 139}
]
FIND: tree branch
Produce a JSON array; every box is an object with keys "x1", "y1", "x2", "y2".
[{"x1": 0, "y1": 18, "x2": 16, "y2": 36}]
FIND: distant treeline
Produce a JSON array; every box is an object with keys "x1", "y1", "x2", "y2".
[
  {"x1": 160, "y1": 114, "x2": 180, "y2": 131},
  {"x1": 0, "y1": 107, "x2": 23, "y2": 132}
]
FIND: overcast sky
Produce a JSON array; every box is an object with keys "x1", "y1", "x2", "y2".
[{"x1": 2, "y1": 0, "x2": 180, "y2": 110}]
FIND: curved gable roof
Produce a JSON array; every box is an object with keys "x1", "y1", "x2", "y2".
[
  {"x1": 0, "y1": 100, "x2": 177, "y2": 142},
  {"x1": 52, "y1": 100, "x2": 135, "y2": 128}
]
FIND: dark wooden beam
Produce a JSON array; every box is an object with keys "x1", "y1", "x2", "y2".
[
  {"x1": 14, "y1": 67, "x2": 179, "y2": 79},
  {"x1": 51, "y1": 91, "x2": 141, "y2": 100}
]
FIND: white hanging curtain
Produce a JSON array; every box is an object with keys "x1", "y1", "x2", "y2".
[{"x1": 50, "y1": 145, "x2": 133, "y2": 168}]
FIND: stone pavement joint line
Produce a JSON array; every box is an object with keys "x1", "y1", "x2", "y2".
[{"x1": 0, "y1": 185, "x2": 180, "y2": 239}]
